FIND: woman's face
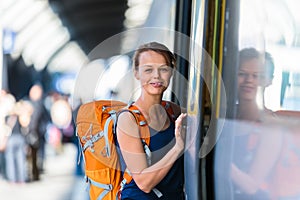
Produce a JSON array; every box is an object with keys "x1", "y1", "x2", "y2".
[
  {"x1": 238, "y1": 58, "x2": 264, "y2": 101},
  {"x1": 134, "y1": 50, "x2": 173, "y2": 96}
]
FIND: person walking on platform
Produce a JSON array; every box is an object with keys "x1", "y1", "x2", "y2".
[
  {"x1": 26, "y1": 83, "x2": 49, "y2": 181},
  {"x1": 5, "y1": 100, "x2": 31, "y2": 183},
  {"x1": 0, "y1": 90, "x2": 16, "y2": 180}
]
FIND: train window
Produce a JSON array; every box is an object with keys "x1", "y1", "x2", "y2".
[
  {"x1": 213, "y1": 0, "x2": 300, "y2": 200},
  {"x1": 185, "y1": 0, "x2": 300, "y2": 199}
]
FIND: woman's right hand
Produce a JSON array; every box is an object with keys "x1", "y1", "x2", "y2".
[{"x1": 174, "y1": 113, "x2": 187, "y2": 153}]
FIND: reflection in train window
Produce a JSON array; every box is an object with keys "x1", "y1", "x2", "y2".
[{"x1": 213, "y1": 0, "x2": 300, "y2": 200}]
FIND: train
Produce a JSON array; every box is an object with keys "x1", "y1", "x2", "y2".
[{"x1": 172, "y1": 0, "x2": 300, "y2": 200}]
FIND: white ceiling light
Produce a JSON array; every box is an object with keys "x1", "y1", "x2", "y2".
[
  {"x1": 0, "y1": 0, "x2": 87, "y2": 73},
  {"x1": 48, "y1": 42, "x2": 87, "y2": 73},
  {"x1": 124, "y1": 0, "x2": 153, "y2": 28}
]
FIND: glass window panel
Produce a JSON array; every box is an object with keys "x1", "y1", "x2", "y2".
[{"x1": 214, "y1": 1, "x2": 300, "y2": 200}]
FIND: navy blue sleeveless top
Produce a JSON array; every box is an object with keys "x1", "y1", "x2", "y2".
[{"x1": 119, "y1": 122, "x2": 185, "y2": 200}]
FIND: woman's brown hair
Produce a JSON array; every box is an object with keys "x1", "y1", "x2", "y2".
[{"x1": 132, "y1": 42, "x2": 176, "y2": 71}]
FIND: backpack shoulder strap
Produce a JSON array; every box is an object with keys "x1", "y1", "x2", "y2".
[
  {"x1": 126, "y1": 104, "x2": 150, "y2": 144},
  {"x1": 161, "y1": 100, "x2": 181, "y2": 122},
  {"x1": 124, "y1": 100, "x2": 180, "y2": 139}
]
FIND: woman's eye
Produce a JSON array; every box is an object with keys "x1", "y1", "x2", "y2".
[
  {"x1": 160, "y1": 66, "x2": 171, "y2": 72},
  {"x1": 238, "y1": 72, "x2": 246, "y2": 77},
  {"x1": 145, "y1": 69, "x2": 152, "y2": 72}
]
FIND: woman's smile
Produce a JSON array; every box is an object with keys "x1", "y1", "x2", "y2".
[{"x1": 150, "y1": 82, "x2": 164, "y2": 87}]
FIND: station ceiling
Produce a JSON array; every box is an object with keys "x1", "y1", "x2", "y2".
[
  {"x1": 48, "y1": 0, "x2": 128, "y2": 54},
  {"x1": 0, "y1": 0, "x2": 153, "y2": 98}
]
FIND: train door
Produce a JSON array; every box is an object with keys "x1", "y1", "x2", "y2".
[{"x1": 178, "y1": 0, "x2": 240, "y2": 199}]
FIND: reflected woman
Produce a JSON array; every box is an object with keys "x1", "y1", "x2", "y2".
[{"x1": 231, "y1": 48, "x2": 282, "y2": 199}]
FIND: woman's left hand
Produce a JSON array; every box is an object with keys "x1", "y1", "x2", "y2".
[{"x1": 174, "y1": 113, "x2": 187, "y2": 153}]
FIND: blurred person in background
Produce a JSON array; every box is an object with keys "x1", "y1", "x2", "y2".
[
  {"x1": 5, "y1": 100, "x2": 32, "y2": 183},
  {"x1": 50, "y1": 95, "x2": 73, "y2": 144},
  {"x1": 26, "y1": 83, "x2": 50, "y2": 181},
  {"x1": 50, "y1": 94, "x2": 82, "y2": 175},
  {"x1": 44, "y1": 91, "x2": 63, "y2": 154},
  {"x1": 50, "y1": 96, "x2": 73, "y2": 143},
  {"x1": 0, "y1": 90, "x2": 16, "y2": 179}
]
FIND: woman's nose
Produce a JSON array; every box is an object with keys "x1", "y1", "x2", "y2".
[
  {"x1": 153, "y1": 69, "x2": 160, "y2": 78},
  {"x1": 245, "y1": 74, "x2": 252, "y2": 81},
  {"x1": 245, "y1": 74, "x2": 256, "y2": 82}
]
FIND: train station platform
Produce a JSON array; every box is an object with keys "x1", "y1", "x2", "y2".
[{"x1": 0, "y1": 143, "x2": 89, "y2": 200}]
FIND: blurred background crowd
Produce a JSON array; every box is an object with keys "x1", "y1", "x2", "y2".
[
  {"x1": 0, "y1": 83, "x2": 83, "y2": 184},
  {"x1": 0, "y1": 0, "x2": 159, "y2": 199}
]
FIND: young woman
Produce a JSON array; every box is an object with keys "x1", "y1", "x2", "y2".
[{"x1": 116, "y1": 42, "x2": 187, "y2": 200}]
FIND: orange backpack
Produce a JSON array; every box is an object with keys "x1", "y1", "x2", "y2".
[{"x1": 76, "y1": 100, "x2": 175, "y2": 200}]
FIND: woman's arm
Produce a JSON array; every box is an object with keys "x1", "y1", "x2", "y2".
[
  {"x1": 231, "y1": 125, "x2": 283, "y2": 194},
  {"x1": 117, "y1": 112, "x2": 186, "y2": 193}
]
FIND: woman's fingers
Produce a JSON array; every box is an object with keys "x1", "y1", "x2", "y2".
[
  {"x1": 175, "y1": 113, "x2": 187, "y2": 133},
  {"x1": 174, "y1": 113, "x2": 187, "y2": 151}
]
